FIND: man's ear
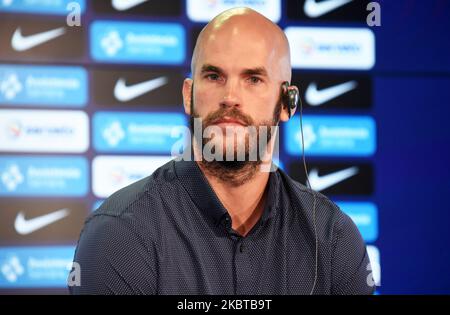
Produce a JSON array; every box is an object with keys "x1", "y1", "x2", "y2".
[
  {"x1": 278, "y1": 85, "x2": 299, "y2": 122},
  {"x1": 182, "y1": 78, "x2": 193, "y2": 115}
]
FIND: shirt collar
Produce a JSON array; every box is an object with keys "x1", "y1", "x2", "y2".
[{"x1": 174, "y1": 159, "x2": 280, "y2": 226}]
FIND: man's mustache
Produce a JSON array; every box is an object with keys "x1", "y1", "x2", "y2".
[{"x1": 201, "y1": 107, "x2": 254, "y2": 127}]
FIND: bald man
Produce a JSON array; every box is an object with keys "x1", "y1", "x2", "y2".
[{"x1": 70, "y1": 8, "x2": 375, "y2": 295}]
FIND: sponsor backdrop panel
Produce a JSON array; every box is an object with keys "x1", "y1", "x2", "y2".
[{"x1": 0, "y1": 0, "x2": 449, "y2": 294}]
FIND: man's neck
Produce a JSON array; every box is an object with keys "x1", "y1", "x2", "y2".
[{"x1": 196, "y1": 160, "x2": 270, "y2": 237}]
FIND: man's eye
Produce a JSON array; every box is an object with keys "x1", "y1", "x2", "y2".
[
  {"x1": 249, "y1": 76, "x2": 262, "y2": 84},
  {"x1": 206, "y1": 74, "x2": 220, "y2": 81}
]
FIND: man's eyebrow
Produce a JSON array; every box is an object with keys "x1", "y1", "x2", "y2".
[
  {"x1": 200, "y1": 64, "x2": 225, "y2": 74},
  {"x1": 241, "y1": 67, "x2": 268, "y2": 77},
  {"x1": 200, "y1": 64, "x2": 268, "y2": 77}
]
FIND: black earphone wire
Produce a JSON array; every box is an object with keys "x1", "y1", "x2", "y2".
[{"x1": 296, "y1": 89, "x2": 318, "y2": 295}]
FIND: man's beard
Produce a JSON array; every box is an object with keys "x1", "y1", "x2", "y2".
[{"x1": 189, "y1": 91, "x2": 282, "y2": 186}]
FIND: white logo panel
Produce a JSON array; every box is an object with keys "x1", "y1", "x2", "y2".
[
  {"x1": 92, "y1": 155, "x2": 173, "y2": 198},
  {"x1": 285, "y1": 27, "x2": 375, "y2": 70},
  {"x1": 0, "y1": 109, "x2": 89, "y2": 153}
]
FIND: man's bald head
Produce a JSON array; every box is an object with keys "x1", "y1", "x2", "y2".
[{"x1": 190, "y1": 7, "x2": 292, "y2": 83}]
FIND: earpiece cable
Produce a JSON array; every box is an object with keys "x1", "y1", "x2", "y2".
[{"x1": 298, "y1": 92, "x2": 318, "y2": 295}]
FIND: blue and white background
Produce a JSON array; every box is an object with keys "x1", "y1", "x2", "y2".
[{"x1": 0, "y1": 0, "x2": 449, "y2": 294}]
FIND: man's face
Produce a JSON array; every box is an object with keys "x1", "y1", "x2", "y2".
[{"x1": 188, "y1": 26, "x2": 284, "y2": 164}]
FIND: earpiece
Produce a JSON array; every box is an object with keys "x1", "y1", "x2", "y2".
[
  {"x1": 281, "y1": 81, "x2": 317, "y2": 295},
  {"x1": 281, "y1": 81, "x2": 299, "y2": 119}
]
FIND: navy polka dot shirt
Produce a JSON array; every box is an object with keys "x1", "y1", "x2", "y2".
[{"x1": 70, "y1": 159, "x2": 375, "y2": 295}]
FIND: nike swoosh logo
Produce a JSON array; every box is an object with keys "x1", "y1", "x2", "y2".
[
  {"x1": 308, "y1": 167, "x2": 358, "y2": 191},
  {"x1": 304, "y1": 0, "x2": 353, "y2": 18},
  {"x1": 14, "y1": 208, "x2": 70, "y2": 235},
  {"x1": 11, "y1": 27, "x2": 66, "y2": 52},
  {"x1": 114, "y1": 76, "x2": 168, "y2": 102},
  {"x1": 305, "y1": 80, "x2": 357, "y2": 106},
  {"x1": 111, "y1": 0, "x2": 149, "y2": 11}
]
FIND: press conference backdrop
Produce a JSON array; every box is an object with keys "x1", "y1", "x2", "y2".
[{"x1": 0, "y1": 0, "x2": 449, "y2": 294}]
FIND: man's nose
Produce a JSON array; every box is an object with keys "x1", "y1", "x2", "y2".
[{"x1": 220, "y1": 79, "x2": 242, "y2": 108}]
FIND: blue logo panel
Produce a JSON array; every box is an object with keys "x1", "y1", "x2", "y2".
[
  {"x1": 0, "y1": 246, "x2": 75, "y2": 288},
  {"x1": 336, "y1": 201, "x2": 378, "y2": 243},
  {"x1": 0, "y1": 65, "x2": 87, "y2": 107},
  {"x1": 90, "y1": 21, "x2": 185, "y2": 65},
  {"x1": 0, "y1": 0, "x2": 85, "y2": 15},
  {"x1": 93, "y1": 111, "x2": 187, "y2": 153},
  {"x1": 285, "y1": 115, "x2": 376, "y2": 157},
  {"x1": 0, "y1": 156, "x2": 88, "y2": 197}
]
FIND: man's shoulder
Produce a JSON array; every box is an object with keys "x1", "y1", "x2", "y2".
[
  {"x1": 276, "y1": 167, "x2": 348, "y2": 232},
  {"x1": 277, "y1": 168, "x2": 339, "y2": 209},
  {"x1": 92, "y1": 158, "x2": 178, "y2": 219}
]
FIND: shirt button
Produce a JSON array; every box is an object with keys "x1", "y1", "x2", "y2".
[{"x1": 239, "y1": 243, "x2": 244, "y2": 253}]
